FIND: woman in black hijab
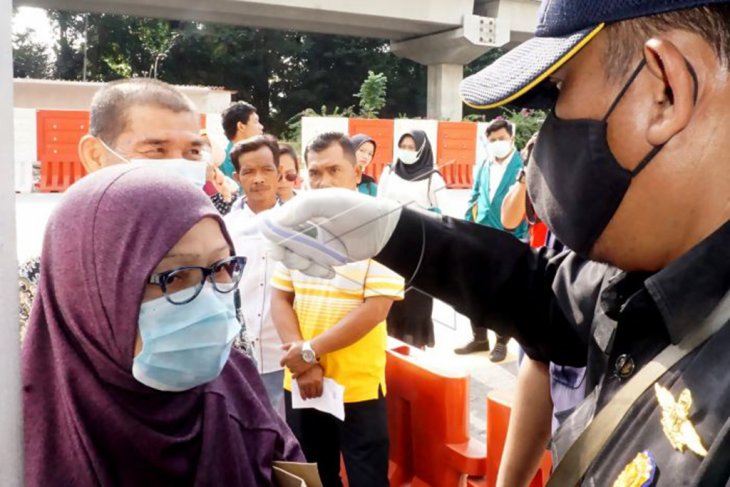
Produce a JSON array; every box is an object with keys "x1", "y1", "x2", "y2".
[{"x1": 378, "y1": 129, "x2": 446, "y2": 348}]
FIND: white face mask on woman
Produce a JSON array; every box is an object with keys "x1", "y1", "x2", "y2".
[{"x1": 397, "y1": 144, "x2": 423, "y2": 165}]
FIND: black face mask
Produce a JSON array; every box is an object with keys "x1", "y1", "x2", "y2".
[{"x1": 527, "y1": 59, "x2": 697, "y2": 256}]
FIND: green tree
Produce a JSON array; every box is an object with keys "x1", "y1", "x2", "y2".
[
  {"x1": 30, "y1": 9, "x2": 431, "y2": 136},
  {"x1": 47, "y1": 10, "x2": 85, "y2": 79},
  {"x1": 13, "y1": 30, "x2": 52, "y2": 78},
  {"x1": 355, "y1": 71, "x2": 387, "y2": 118}
]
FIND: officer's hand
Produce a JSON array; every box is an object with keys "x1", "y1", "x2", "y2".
[
  {"x1": 258, "y1": 188, "x2": 402, "y2": 278},
  {"x1": 296, "y1": 365, "x2": 324, "y2": 400}
]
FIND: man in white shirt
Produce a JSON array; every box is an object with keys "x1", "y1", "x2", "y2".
[{"x1": 224, "y1": 134, "x2": 285, "y2": 408}]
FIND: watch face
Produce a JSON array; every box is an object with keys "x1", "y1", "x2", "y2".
[{"x1": 302, "y1": 349, "x2": 316, "y2": 363}]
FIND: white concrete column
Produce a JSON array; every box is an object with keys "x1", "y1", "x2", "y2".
[
  {"x1": 427, "y1": 64, "x2": 464, "y2": 121},
  {"x1": 0, "y1": 0, "x2": 24, "y2": 484}
]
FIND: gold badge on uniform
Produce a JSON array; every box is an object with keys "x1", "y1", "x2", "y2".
[
  {"x1": 612, "y1": 450, "x2": 656, "y2": 487},
  {"x1": 654, "y1": 384, "x2": 708, "y2": 457}
]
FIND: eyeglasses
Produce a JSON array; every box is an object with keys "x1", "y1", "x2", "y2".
[
  {"x1": 148, "y1": 256, "x2": 247, "y2": 305},
  {"x1": 283, "y1": 171, "x2": 298, "y2": 182}
]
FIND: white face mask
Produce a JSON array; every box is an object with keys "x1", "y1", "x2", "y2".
[
  {"x1": 489, "y1": 140, "x2": 513, "y2": 160},
  {"x1": 130, "y1": 159, "x2": 207, "y2": 189},
  {"x1": 98, "y1": 137, "x2": 208, "y2": 188},
  {"x1": 397, "y1": 148, "x2": 420, "y2": 165}
]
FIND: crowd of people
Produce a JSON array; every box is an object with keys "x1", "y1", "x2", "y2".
[
  {"x1": 16, "y1": 76, "x2": 534, "y2": 486},
  {"x1": 14, "y1": 0, "x2": 730, "y2": 485}
]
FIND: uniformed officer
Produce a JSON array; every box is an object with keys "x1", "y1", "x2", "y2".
[{"x1": 260, "y1": 0, "x2": 730, "y2": 484}]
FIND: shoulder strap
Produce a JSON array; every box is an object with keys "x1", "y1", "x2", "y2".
[{"x1": 547, "y1": 290, "x2": 730, "y2": 486}]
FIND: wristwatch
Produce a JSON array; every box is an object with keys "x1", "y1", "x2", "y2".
[{"x1": 301, "y1": 341, "x2": 318, "y2": 364}]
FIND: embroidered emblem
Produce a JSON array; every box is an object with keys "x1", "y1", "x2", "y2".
[
  {"x1": 612, "y1": 450, "x2": 656, "y2": 487},
  {"x1": 654, "y1": 384, "x2": 708, "y2": 457}
]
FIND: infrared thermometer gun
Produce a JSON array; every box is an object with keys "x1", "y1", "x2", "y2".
[{"x1": 259, "y1": 214, "x2": 350, "y2": 269}]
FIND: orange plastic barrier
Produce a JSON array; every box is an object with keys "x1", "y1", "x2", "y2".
[
  {"x1": 386, "y1": 343, "x2": 486, "y2": 487},
  {"x1": 437, "y1": 122, "x2": 477, "y2": 189},
  {"x1": 348, "y1": 118, "x2": 394, "y2": 183},
  {"x1": 467, "y1": 390, "x2": 552, "y2": 487},
  {"x1": 37, "y1": 110, "x2": 90, "y2": 192},
  {"x1": 39, "y1": 160, "x2": 87, "y2": 193}
]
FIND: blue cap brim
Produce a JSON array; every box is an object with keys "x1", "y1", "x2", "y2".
[{"x1": 460, "y1": 24, "x2": 605, "y2": 110}]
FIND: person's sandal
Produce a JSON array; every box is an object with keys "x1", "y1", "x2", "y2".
[
  {"x1": 454, "y1": 339, "x2": 490, "y2": 355},
  {"x1": 488, "y1": 341, "x2": 507, "y2": 362}
]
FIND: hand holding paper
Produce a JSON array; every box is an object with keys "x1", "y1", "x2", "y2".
[{"x1": 291, "y1": 377, "x2": 345, "y2": 421}]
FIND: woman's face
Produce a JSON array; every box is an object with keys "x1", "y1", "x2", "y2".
[
  {"x1": 135, "y1": 217, "x2": 231, "y2": 355},
  {"x1": 278, "y1": 154, "x2": 299, "y2": 192},
  {"x1": 355, "y1": 141, "x2": 375, "y2": 168},
  {"x1": 399, "y1": 136, "x2": 417, "y2": 151}
]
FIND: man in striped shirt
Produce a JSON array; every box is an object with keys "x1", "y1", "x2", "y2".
[{"x1": 271, "y1": 132, "x2": 404, "y2": 487}]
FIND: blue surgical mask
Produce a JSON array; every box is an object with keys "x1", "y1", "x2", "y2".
[{"x1": 132, "y1": 283, "x2": 240, "y2": 392}]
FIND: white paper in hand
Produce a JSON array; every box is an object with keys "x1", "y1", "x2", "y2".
[{"x1": 291, "y1": 378, "x2": 346, "y2": 421}]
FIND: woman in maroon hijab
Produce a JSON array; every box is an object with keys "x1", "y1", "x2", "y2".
[{"x1": 22, "y1": 164, "x2": 303, "y2": 486}]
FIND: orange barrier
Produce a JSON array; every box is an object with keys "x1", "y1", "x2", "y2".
[
  {"x1": 37, "y1": 110, "x2": 90, "y2": 192},
  {"x1": 39, "y1": 160, "x2": 87, "y2": 193},
  {"x1": 386, "y1": 343, "x2": 486, "y2": 487},
  {"x1": 467, "y1": 390, "x2": 552, "y2": 487},
  {"x1": 437, "y1": 122, "x2": 477, "y2": 189}
]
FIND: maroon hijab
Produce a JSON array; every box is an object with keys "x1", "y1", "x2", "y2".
[{"x1": 22, "y1": 165, "x2": 302, "y2": 486}]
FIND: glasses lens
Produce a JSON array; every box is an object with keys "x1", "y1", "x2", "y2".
[
  {"x1": 284, "y1": 172, "x2": 298, "y2": 182},
  {"x1": 212, "y1": 257, "x2": 245, "y2": 293},
  {"x1": 164, "y1": 268, "x2": 205, "y2": 304}
]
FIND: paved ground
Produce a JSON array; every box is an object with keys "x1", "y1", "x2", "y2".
[{"x1": 14, "y1": 188, "x2": 520, "y2": 442}]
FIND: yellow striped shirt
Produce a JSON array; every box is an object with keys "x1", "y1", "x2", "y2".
[{"x1": 271, "y1": 259, "x2": 404, "y2": 403}]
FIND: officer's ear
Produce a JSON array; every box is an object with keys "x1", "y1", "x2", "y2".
[{"x1": 642, "y1": 38, "x2": 697, "y2": 147}]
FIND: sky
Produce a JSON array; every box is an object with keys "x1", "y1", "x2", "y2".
[{"x1": 12, "y1": 7, "x2": 55, "y2": 52}]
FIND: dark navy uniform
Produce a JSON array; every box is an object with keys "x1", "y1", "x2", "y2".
[{"x1": 377, "y1": 209, "x2": 730, "y2": 485}]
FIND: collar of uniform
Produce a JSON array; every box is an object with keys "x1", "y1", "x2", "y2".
[
  {"x1": 600, "y1": 271, "x2": 652, "y2": 322},
  {"x1": 644, "y1": 219, "x2": 730, "y2": 344}
]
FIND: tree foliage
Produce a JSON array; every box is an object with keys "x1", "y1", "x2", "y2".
[
  {"x1": 12, "y1": 10, "x2": 513, "y2": 135},
  {"x1": 355, "y1": 71, "x2": 387, "y2": 118},
  {"x1": 12, "y1": 30, "x2": 52, "y2": 78}
]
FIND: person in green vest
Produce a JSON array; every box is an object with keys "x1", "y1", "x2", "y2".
[
  {"x1": 220, "y1": 101, "x2": 264, "y2": 178},
  {"x1": 456, "y1": 119, "x2": 527, "y2": 360}
]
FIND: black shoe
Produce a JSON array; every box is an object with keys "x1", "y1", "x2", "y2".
[
  {"x1": 489, "y1": 341, "x2": 508, "y2": 362},
  {"x1": 454, "y1": 339, "x2": 490, "y2": 355}
]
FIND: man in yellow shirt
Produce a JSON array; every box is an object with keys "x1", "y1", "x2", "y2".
[{"x1": 271, "y1": 132, "x2": 404, "y2": 487}]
